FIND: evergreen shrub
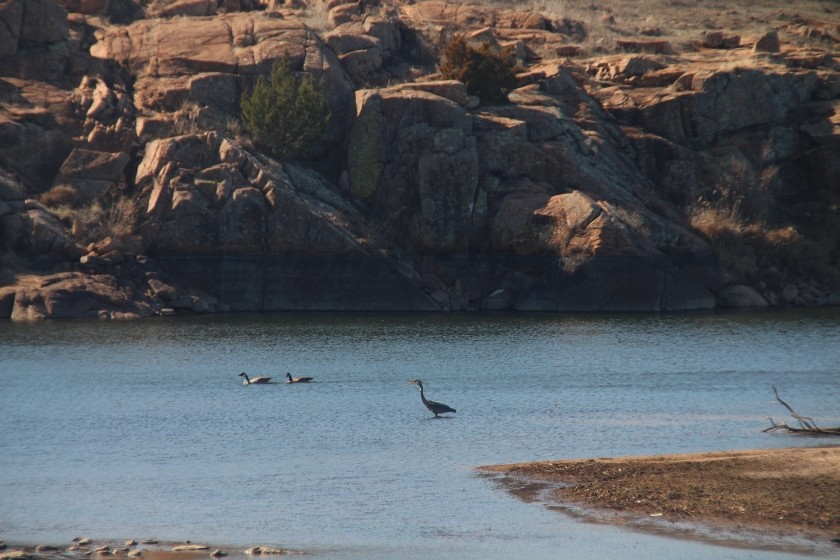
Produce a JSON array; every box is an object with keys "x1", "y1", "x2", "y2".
[{"x1": 240, "y1": 55, "x2": 330, "y2": 160}]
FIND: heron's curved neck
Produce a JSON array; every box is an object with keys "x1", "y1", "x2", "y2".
[{"x1": 418, "y1": 384, "x2": 429, "y2": 405}]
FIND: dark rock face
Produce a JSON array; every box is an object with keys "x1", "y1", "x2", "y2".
[
  {"x1": 345, "y1": 86, "x2": 479, "y2": 254},
  {"x1": 340, "y1": 73, "x2": 719, "y2": 312},
  {"x1": 130, "y1": 132, "x2": 439, "y2": 311},
  {"x1": 161, "y1": 255, "x2": 439, "y2": 311}
]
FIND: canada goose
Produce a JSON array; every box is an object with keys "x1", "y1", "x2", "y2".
[
  {"x1": 239, "y1": 372, "x2": 271, "y2": 385},
  {"x1": 408, "y1": 379, "x2": 456, "y2": 417},
  {"x1": 286, "y1": 372, "x2": 314, "y2": 383}
]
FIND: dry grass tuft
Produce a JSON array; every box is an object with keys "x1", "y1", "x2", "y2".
[
  {"x1": 689, "y1": 203, "x2": 743, "y2": 239},
  {"x1": 300, "y1": 0, "x2": 331, "y2": 32},
  {"x1": 39, "y1": 185, "x2": 79, "y2": 208},
  {"x1": 60, "y1": 196, "x2": 140, "y2": 246},
  {"x1": 173, "y1": 100, "x2": 201, "y2": 136},
  {"x1": 225, "y1": 115, "x2": 246, "y2": 140},
  {"x1": 716, "y1": 59, "x2": 760, "y2": 74}
]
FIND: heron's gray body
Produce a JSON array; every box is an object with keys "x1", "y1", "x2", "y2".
[{"x1": 410, "y1": 379, "x2": 456, "y2": 417}]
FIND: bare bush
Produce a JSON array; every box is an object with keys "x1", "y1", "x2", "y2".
[
  {"x1": 67, "y1": 196, "x2": 139, "y2": 245},
  {"x1": 439, "y1": 35, "x2": 518, "y2": 104},
  {"x1": 173, "y1": 100, "x2": 201, "y2": 136},
  {"x1": 690, "y1": 202, "x2": 831, "y2": 283},
  {"x1": 690, "y1": 202, "x2": 757, "y2": 281}
]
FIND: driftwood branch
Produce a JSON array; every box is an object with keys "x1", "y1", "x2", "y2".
[{"x1": 763, "y1": 385, "x2": 840, "y2": 435}]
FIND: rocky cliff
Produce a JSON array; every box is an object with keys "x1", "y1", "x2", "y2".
[{"x1": 1, "y1": 0, "x2": 838, "y2": 319}]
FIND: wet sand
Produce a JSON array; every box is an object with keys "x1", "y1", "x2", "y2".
[{"x1": 480, "y1": 446, "x2": 840, "y2": 551}]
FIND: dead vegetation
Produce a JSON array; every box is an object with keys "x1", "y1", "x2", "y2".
[
  {"x1": 38, "y1": 184, "x2": 79, "y2": 208},
  {"x1": 688, "y1": 203, "x2": 830, "y2": 285},
  {"x1": 40, "y1": 193, "x2": 139, "y2": 247},
  {"x1": 299, "y1": 0, "x2": 331, "y2": 32},
  {"x1": 765, "y1": 386, "x2": 840, "y2": 435}
]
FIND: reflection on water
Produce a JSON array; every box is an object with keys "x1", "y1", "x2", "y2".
[{"x1": 1, "y1": 310, "x2": 839, "y2": 560}]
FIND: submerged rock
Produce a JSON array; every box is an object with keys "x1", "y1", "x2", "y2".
[
  {"x1": 243, "y1": 547, "x2": 290, "y2": 555},
  {"x1": 0, "y1": 552, "x2": 35, "y2": 560},
  {"x1": 717, "y1": 285, "x2": 769, "y2": 308},
  {"x1": 171, "y1": 545, "x2": 208, "y2": 552}
]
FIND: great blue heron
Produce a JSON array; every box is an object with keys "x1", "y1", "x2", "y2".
[
  {"x1": 408, "y1": 379, "x2": 456, "y2": 417},
  {"x1": 239, "y1": 372, "x2": 271, "y2": 385},
  {"x1": 286, "y1": 372, "x2": 314, "y2": 383}
]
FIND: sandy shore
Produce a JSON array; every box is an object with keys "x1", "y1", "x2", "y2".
[{"x1": 481, "y1": 446, "x2": 840, "y2": 552}]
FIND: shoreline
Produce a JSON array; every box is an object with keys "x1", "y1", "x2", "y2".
[
  {"x1": 480, "y1": 446, "x2": 840, "y2": 554},
  {"x1": 0, "y1": 542, "x2": 304, "y2": 560},
  {"x1": 4, "y1": 447, "x2": 839, "y2": 558}
]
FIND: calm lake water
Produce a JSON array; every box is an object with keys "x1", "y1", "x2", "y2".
[{"x1": 1, "y1": 310, "x2": 839, "y2": 560}]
